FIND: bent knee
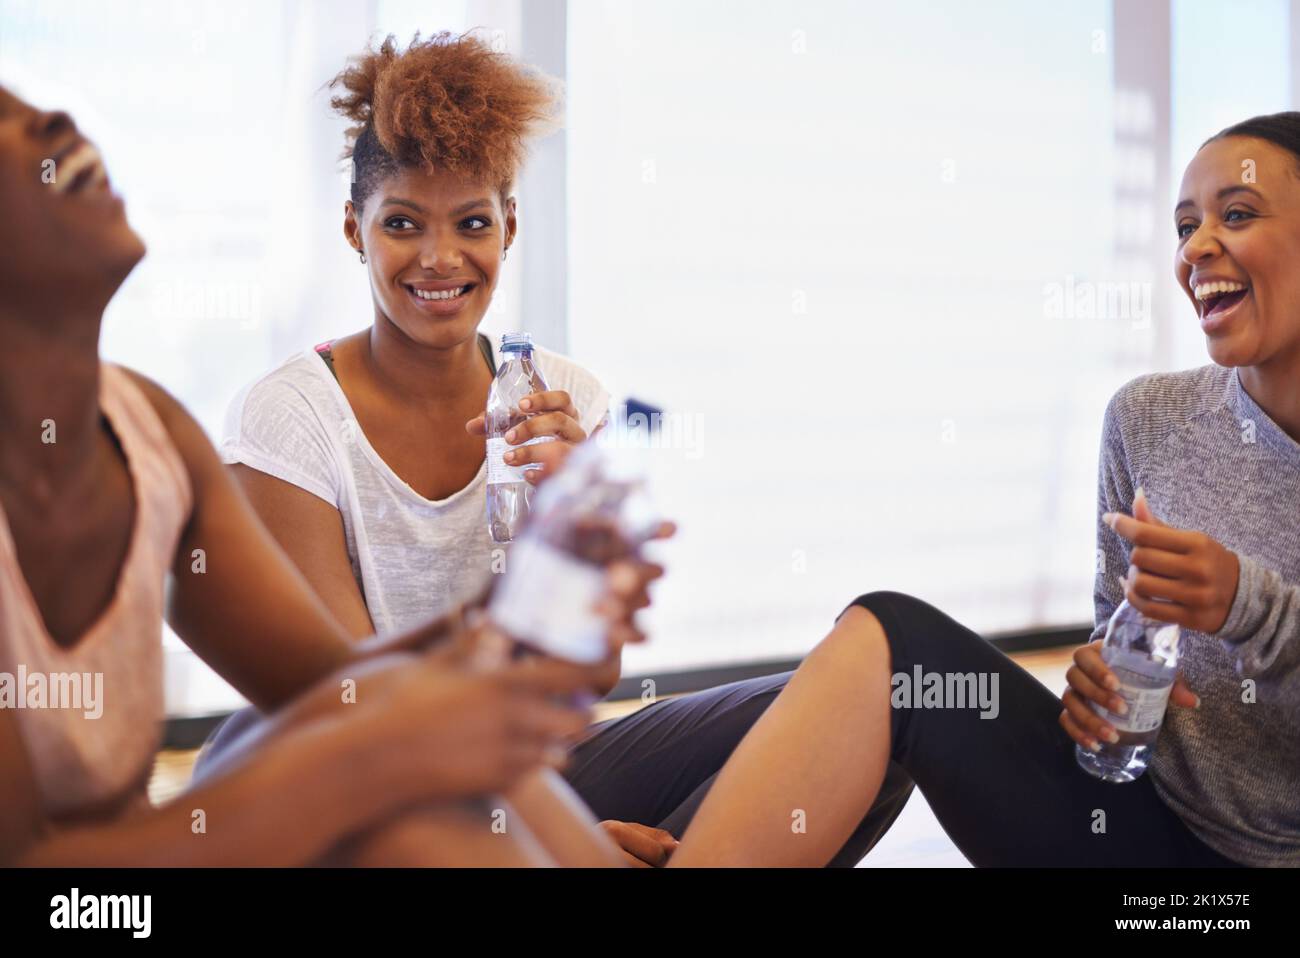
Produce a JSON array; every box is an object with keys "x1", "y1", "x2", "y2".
[
  {"x1": 842, "y1": 590, "x2": 952, "y2": 636},
  {"x1": 835, "y1": 602, "x2": 886, "y2": 638},
  {"x1": 843, "y1": 590, "x2": 990, "y2": 672},
  {"x1": 819, "y1": 603, "x2": 894, "y2": 676},
  {"x1": 844, "y1": 590, "x2": 931, "y2": 620}
]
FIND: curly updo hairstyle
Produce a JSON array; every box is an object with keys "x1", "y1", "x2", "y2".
[{"x1": 329, "y1": 31, "x2": 562, "y2": 213}]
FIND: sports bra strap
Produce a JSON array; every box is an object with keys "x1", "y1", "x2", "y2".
[
  {"x1": 313, "y1": 340, "x2": 338, "y2": 381},
  {"x1": 477, "y1": 332, "x2": 497, "y2": 375}
]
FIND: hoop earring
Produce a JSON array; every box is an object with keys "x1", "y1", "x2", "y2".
[{"x1": 358, "y1": 250, "x2": 366, "y2": 264}]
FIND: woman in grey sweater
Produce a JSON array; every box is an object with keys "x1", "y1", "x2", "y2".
[{"x1": 666, "y1": 113, "x2": 1300, "y2": 868}]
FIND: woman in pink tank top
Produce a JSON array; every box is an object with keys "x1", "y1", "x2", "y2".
[{"x1": 0, "y1": 84, "x2": 671, "y2": 866}]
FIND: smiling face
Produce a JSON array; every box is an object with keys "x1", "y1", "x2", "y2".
[
  {"x1": 343, "y1": 166, "x2": 516, "y2": 351},
  {"x1": 1175, "y1": 136, "x2": 1300, "y2": 369},
  {"x1": 0, "y1": 85, "x2": 144, "y2": 318}
]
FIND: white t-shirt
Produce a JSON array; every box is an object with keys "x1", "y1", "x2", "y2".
[{"x1": 220, "y1": 342, "x2": 610, "y2": 634}]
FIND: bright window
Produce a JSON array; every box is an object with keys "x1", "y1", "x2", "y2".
[{"x1": 571, "y1": 0, "x2": 1129, "y2": 673}]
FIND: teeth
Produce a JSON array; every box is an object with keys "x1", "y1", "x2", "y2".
[
  {"x1": 1193, "y1": 280, "x2": 1247, "y2": 301},
  {"x1": 50, "y1": 143, "x2": 103, "y2": 195},
  {"x1": 412, "y1": 286, "x2": 467, "y2": 301}
]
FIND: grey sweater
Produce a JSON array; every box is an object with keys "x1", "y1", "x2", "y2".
[{"x1": 1094, "y1": 364, "x2": 1300, "y2": 867}]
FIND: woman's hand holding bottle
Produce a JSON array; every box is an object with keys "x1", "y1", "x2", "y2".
[
  {"x1": 328, "y1": 630, "x2": 600, "y2": 804},
  {"x1": 1059, "y1": 639, "x2": 1199, "y2": 752},
  {"x1": 1062, "y1": 490, "x2": 1204, "y2": 754},
  {"x1": 467, "y1": 388, "x2": 588, "y2": 486}
]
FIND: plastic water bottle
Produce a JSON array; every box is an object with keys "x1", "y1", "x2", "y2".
[
  {"x1": 489, "y1": 401, "x2": 662, "y2": 664},
  {"x1": 486, "y1": 333, "x2": 553, "y2": 543},
  {"x1": 1075, "y1": 593, "x2": 1182, "y2": 783}
]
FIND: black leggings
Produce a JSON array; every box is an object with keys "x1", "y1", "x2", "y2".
[{"x1": 843, "y1": 591, "x2": 1238, "y2": 867}]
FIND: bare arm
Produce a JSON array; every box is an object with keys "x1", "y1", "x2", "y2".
[
  {"x1": 128, "y1": 372, "x2": 462, "y2": 712},
  {"x1": 0, "y1": 696, "x2": 387, "y2": 867},
  {"x1": 229, "y1": 463, "x2": 375, "y2": 640},
  {"x1": 3, "y1": 646, "x2": 603, "y2": 866}
]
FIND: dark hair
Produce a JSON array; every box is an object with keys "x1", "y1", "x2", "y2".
[
  {"x1": 348, "y1": 122, "x2": 400, "y2": 210},
  {"x1": 329, "y1": 31, "x2": 561, "y2": 213},
  {"x1": 1204, "y1": 111, "x2": 1300, "y2": 172}
]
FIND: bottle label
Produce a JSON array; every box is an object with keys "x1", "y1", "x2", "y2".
[
  {"x1": 488, "y1": 537, "x2": 608, "y2": 663},
  {"x1": 1099, "y1": 668, "x2": 1174, "y2": 733},
  {"x1": 487, "y1": 435, "x2": 555, "y2": 485}
]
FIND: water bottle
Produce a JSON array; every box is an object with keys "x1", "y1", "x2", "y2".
[
  {"x1": 488, "y1": 402, "x2": 662, "y2": 664},
  {"x1": 1075, "y1": 593, "x2": 1182, "y2": 783},
  {"x1": 486, "y1": 332, "x2": 553, "y2": 543}
]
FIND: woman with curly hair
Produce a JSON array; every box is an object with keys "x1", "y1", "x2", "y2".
[{"x1": 200, "y1": 31, "x2": 912, "y2": 866}]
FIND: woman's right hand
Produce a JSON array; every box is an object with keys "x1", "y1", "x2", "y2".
[
  {"x1": 1058, "y1": 640, "x2": 1199, "y2": 751},
  {"x1": 342, "y1": 631, "x2": 599, "y2": 803}
]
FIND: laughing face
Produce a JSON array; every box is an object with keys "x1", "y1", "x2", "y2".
[
  {"x1": 344, "y1": 167, "x2": 516, "y2": 351},
  {"x1": 0, "y1": 85, "x2": 144, "y2": 314},
  {"x1": 1175, "y1": 136, "x2": 1300, "y2": 369}
]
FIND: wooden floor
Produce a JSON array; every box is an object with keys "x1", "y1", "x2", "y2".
[{"x1": 149, "y1": 645, "x2": 1076, "y2": 866}]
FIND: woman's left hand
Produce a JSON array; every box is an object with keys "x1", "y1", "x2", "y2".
[
  {"x1": 1103, "y1": 488, "x2": 1240, "y2": 633},
  {"x1": 466, "y1": 390, "x2": 588, "y2": 485}
]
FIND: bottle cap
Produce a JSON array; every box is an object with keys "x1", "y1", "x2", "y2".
[{"x1": 500, "y1": 332, "x2": 534, "y2": 351}]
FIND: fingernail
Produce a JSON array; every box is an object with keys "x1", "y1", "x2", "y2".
[
  {"x1": 1134, "y1": 486, "x2": 1146, "y2": 503},
  {"x1": 505, "y1": 450, "x2": 516, "y2": 463},
  {"x1": 520, "y1": 399, "x2": 532, "y2": 411},
  {"x1": 1193, "y1": 694, "x2": 1201, "y2": 709},
  {"x1": 1112, "y1": 699, "x2": 1128, "y2": 716},
  {"x1": 505, "y1": 429, "x2": 517, "y2": 442},
  {"x1": 1102, "y1": 512, "x2": 1116, "y2": 528},
  {"x1": 1104, "y1": 674, "x2": 1119, "y2": 691},
  {"x1": 1088, "y1": 740, "x2": 1102, "y2": 752},
  {"x1": 1103, "y1": 729, "x2": 1119, "y2": 744}
]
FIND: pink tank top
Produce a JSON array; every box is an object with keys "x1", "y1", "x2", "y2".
[{"x1": 0, "y1": 364, "x2": 193, "y2": 819}]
